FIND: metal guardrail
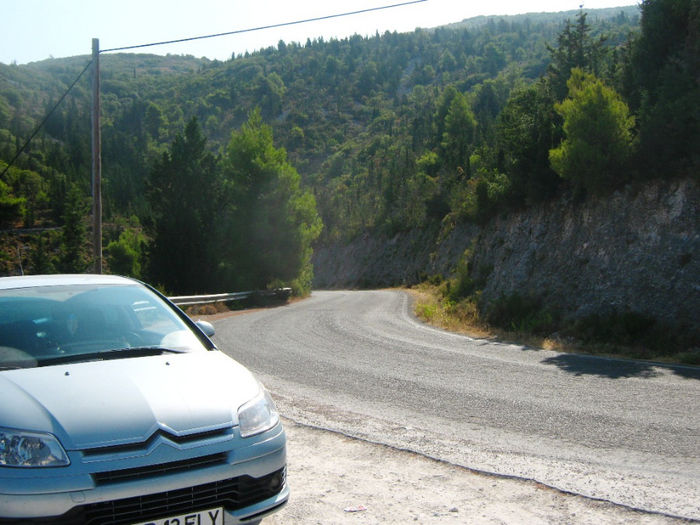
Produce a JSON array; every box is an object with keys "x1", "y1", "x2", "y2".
[{"x1": 169, "y1": 288, "x2": 292, "y2": 307}]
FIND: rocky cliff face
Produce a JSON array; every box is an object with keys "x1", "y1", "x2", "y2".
[{"x1": 312, "y1": 178, "x2": 699, "y2": 336}]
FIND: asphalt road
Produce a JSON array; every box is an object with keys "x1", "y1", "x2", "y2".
[{"x1": 211, "y1": 290, "x2": 700, "y2": 520}]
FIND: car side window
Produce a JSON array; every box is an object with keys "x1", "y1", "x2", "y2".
[{"x1": 130, "y1": 299, "x2": 180, "y2": 334}]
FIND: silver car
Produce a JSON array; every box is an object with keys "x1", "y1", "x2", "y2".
[{"x1": 0, "y1": 274, "x2": 288, "y2": 524}]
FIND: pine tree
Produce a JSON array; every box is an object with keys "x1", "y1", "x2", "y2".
[
  {"x1": 549, "y1": 69, "x2": 635, "y2": 195},
  {"x1": 145, "y1": 118, "x2": 221, "y2": 293},
  {"x1": 547, "y1": 12, "x2": 608, "y2": 100},
  {"x1": 220, "y1": 109, "x2": 322, "y2": 293},
  {"x1": 58, "y1": 184, "x2": 90, "y2": 273}
]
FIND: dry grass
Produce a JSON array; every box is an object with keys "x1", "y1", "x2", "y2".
[
  {"x1": 407, "y1": 284, "x2": 576, "y2": 353},
  {"x1": 407, "y1": 285, "x2": 491, "y2": 339},
  {"x1": 407, "y1": 284, "x2": 700, "y2": 365},
  {"x1": 184, "y1": 302, "x2": 231, "y2": 317}
]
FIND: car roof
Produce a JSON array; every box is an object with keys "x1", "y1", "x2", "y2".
[{"x1": 0, "y1": 274, "x2": 138, "y2": 291}]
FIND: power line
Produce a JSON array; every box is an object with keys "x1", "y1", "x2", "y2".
[
  {"x1": 0, "y1": 59, "x2": 93, "y2": 179},
  {"x1": 101, "y1": 0, "x2": 428, "y2": 53}
]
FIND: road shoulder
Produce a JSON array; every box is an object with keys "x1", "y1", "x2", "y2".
[{"x1": 266, "y1": 419, "x2": 678, "y2": 524}]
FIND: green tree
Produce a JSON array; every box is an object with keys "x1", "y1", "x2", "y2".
[
  {"x1": 145, "y1": 117, "x2": 221, "y2": 293},
  {"x1": 440, "y1": 92, "x2": 476, "y2": 175},
  {"x1": 497, "y1": 81, "x2": 562, "y2": 204},
  {"x1": 625, "y1": 0, "x2": 700, "y2": 174},
  {"x1": 434, "y1": 86, "x2": 460, "y2": 147},
  {"x1": 221, "y1": 109, "x2": 322, "y2": 293},
  {"x1": 0, "y1": 177, "x2": 24, "y2": 228},
  {"x1": 13, "y1": 169, "x2": 46, "y2": 227},
  {"x1": 549, "y1": 69, "x2": 635, "y2": 195},
  {"x1": 482, "y1": 43, "x2": 506, "y2": 76},
  {"x1": 144, "y1": 102, "x2": 166, "y2": 139},
  {"x1": 105, "y1": 226, "x2": 145, "y2": 278},
  {"x1": 57, "y1": 183, "x2": 90, "y2": 273},
  {"x1": 256, "y1": 73, "x2": 286, "y2": 117},
  {"x1": 28, "y1": 232, "x2": 55, "y2": 274},
  {"x1": 547, "y1": 12, "x2": 608, "y2": 100}
]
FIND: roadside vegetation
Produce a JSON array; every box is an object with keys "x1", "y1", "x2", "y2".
[{"x1": 411, "y1": 281, "x2": 700, "y2": 365}]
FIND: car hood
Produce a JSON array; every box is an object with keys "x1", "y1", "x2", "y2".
[{"x1": 0, "y1": 350, "x2": 259, "y2": 450}]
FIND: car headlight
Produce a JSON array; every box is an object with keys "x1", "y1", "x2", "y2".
[
  {"x1": 238, "y1": 388, "x2": 280, "y2": 438},
  {"x1": 0, "y1": 427, "x2": 70, "y2": 467}
]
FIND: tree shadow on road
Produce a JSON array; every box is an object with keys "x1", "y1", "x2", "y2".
[{"x1": 540, "y1": 353, "x2": 700, "y2": 380}]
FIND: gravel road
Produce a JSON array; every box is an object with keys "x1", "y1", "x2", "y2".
[{"x1": 208, "y1": 290, "x2": 700, "y2": 522}]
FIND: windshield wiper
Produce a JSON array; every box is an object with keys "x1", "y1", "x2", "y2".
[
  {"x1": 37, "y1": 347, "x2": 185, "y2": 366},
  {"x1": 115, "y1": 346, "x2": 186, "y2": 355}
]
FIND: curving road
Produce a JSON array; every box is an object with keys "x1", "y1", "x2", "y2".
[{"x1": 211, "y1": 290, "x2": 700, "y2": 520}]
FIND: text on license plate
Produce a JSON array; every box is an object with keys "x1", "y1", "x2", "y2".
[{"x1": 132, "y1": 507, "x2": 224, "y2": 525}]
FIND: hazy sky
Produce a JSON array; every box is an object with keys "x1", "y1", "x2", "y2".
[{"x1": 1, "y1": 0, "x2": 639, "y2": 65}]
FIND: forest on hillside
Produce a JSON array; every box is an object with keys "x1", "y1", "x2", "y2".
[{"x1": 0, "y1": 0, "x2": 697, "y2": 295}]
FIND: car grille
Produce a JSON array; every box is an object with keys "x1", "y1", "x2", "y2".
[
  {"x1": 82, "y1": 428, "x2": 233, "y2": 458},
  {"x1": 4, "y1": 468, "x2": 286, "y2": 525},
  {"x1": 92, "y1": 453, "x2": 228, "y2": 485}
]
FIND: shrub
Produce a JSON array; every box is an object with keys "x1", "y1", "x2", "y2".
[
  {"x1": 486, "y1": 293, "x2": 557, "y2": 335},
  {"x1": 565, "y1": 311, "x2": 696, "y2": 357},
  {"x1": 416, "y1": 303, "x2": 437, "y2": 322},
  {"x1": 443, "y1": 246, "x2": 476, "y2": 302}
]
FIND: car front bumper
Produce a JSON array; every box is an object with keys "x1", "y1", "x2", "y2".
[{"x1": 0, "y1": 425, "x2": 287, "y2": 524}]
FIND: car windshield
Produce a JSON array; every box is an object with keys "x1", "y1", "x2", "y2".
[{"x1": 0, "y1": 282, "x2": 208, "y2": 370}]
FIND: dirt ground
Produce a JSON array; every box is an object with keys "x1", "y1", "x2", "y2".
[{"x1": 263, "y1": 419, "x2": 678, "y2": 525}]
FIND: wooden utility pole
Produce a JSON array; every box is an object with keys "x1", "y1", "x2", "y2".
[{"x1": 91, "y1": 38, "x2": 102, "y2": 273}]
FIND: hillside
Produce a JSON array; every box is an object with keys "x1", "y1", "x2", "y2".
[
  {"x1": 0, "y1": 2, "x2": 698, "y2": 351},
  {"x1": 1, "y1": 6, "x2": 640, "y2": 229}
]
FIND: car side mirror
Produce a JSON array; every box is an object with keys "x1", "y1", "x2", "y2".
[{"x1": 195, "y1": 320, "x2": 215, "y2": 338}]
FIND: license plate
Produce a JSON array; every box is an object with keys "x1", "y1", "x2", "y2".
[{"x1": 132, "y1": 507, "x2": 224, "y2": 525}]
